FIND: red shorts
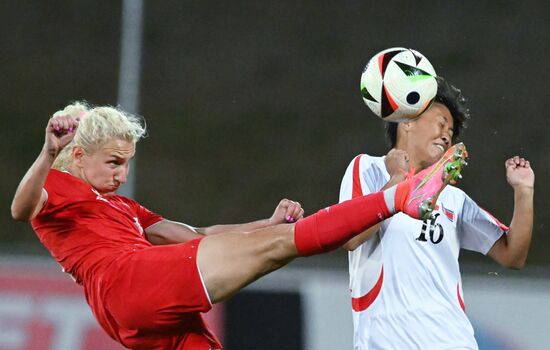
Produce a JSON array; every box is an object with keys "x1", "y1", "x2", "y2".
[{"x1": 91, "y1": 238, "x2": 222, "y2": 349}]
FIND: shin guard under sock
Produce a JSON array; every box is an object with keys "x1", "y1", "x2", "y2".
[{"x1": 294, "y1": 191, "x2": 392, "y2": 256}]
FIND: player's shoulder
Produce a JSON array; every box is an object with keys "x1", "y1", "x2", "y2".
[
  {"x1": 443, "y1": 184, "x2": 466, "y2": 196},
  {"x1": 45, "y1": 169, "x2": 93, "y2": 197},
  {"x1": 347, "y1": 153, "x2": 386, "y2": 171},
  {"x1": 110, "y1": 194, "x2": 140, "y2": 209},
  {"x1": 111, "y1": 195, "x2": 155, "y2": 216},
  {"x1": 40, "y1": 170, "x2": 101, "y2": 216},
  {"x1": 46, "y1": 168, "x2": 71, "y2": 184},
  {"x1": 440, "y1": 184, "x2": 468, "y2": 199},
  {"x1": 439, "y1": 185, "x2": 469, "y2": 212},
  {"x1": 442, "y1": 185, "x2": 485, "y2": 212},
  {"x1": 341, "y1": 153, "x2": 389, "y2": 194}
]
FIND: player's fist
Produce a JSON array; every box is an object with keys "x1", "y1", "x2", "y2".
[
  {"x1": 505, "y1": 156, "x2": 535, "y2": 191},
  {"x1": 269, "y1": 198, "x2": 305, "y2": 225},
  {"x1": 384, "y1": 148, "x2": 411, "y2": 180},
  {"x1": 44, "y1": 114, "x2": 83, "y2": 158}
]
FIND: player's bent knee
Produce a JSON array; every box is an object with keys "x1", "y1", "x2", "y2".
[{"x1": 261, "y1": 229, "x2": 297, "y2": 267}]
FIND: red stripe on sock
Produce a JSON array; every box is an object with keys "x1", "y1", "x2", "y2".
[{"x1": 394, "y1": 178, "x2": 413, "y2": 213}]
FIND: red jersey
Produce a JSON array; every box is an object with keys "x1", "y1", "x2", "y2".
[
  {"x1": 31, "y1": 170, "x2": 222, "y2": 350},
  {"x1": 32, "y1": 170, "x2": 161, "y2": 285}
]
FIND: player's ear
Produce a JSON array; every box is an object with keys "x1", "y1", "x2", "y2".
[
  {"x1": 72, "y1": 146, "x2": 86, "y2": 167},
  {"x1": 398, "y1": 121, "x2": 414, "y2": 139},
  {"x1": 400, "y1": 121, "x2": 414, "y2": 132}
]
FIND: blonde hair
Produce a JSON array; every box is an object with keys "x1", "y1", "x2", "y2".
[{"x1": 52, "y1": 101, "x2": 147, "y2": 170}]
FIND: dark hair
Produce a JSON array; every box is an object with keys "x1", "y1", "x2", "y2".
[{"x1": 385, "y1": 76, "x2": 470, "y2": 148}]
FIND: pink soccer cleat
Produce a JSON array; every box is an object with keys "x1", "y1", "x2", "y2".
[{"x1": 395, "y1": 142, "x2": 468, "y2": 220}]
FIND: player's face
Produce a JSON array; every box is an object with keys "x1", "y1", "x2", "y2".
[
  {"x1": 77, "y1": 139, "x2": 136, "y2": 195},
  {"x1": 406, "y1": 102, "x2": 454, "y2": 168}
]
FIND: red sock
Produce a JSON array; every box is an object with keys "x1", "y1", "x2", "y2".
[
  {"x1": 394, "y1": 178, "x2": 413, "y2": 213},
  {"x1": 294, "y1": 192, "x2": 391, "y2": 256}
]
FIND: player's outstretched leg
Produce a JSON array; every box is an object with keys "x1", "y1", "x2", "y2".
[
  {"x1": 295, "y1": 142, "x2": 468, "y2": 256},
  {"x1": 393, "y1": 142, "x2": 468, "y2": 220},
  {"x1": 197, "y1": 143, "x2": 468, "y2": 303}
]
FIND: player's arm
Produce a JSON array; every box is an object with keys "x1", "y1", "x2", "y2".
[
  {"x1": 197, "y1": 198, "x2": 304, "y2": 235},
  {"x1": 487, "y1": 156, "x2": 534, "y2": 269},
  {"x1": 145, "y1": 199, "x2": 304, "y2": 245},
  {"x1": 344, "y1": 150, "x2": 410, "y2": 251},
  {"x1": 145, "y1": 220, "x2": 203, "y2": 245},
  {"x1": 11, "y1": 115, "x2": 79, "y2": 221}
]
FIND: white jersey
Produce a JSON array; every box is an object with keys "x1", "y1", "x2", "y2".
[{"x1": 340, "y1": 154, "x2": 508, "y2": 350}]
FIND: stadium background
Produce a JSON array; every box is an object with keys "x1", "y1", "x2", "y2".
[{"x1": 1, "y1": 1, "x2": 548, "y2": 349}]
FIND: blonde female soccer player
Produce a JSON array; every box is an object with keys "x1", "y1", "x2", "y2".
[{"x1": 12, "y1": 101, "x2": 466, "y2": 349}]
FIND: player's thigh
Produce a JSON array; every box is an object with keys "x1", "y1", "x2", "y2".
[{"x1": 197, "y1": 223, "x2": 297, "y2": 303}]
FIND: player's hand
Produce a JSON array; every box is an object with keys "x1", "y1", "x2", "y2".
[
  {"x1": 505, "y1": 156, "x2": 535, "y2": 191},
  {"x1": 269, "y1": 199, "x2": 305, "y2": 225},
  {"x1": 44, "y1": 114, "x2": 82, "y2": 158},
  {"x1": 384, "y1": 149, "x2": 411, "y2": 181}
]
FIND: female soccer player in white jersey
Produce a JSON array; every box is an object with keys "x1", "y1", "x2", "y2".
[{"x1": 340, "y1": 77, "x2": 535, "y2": 349}]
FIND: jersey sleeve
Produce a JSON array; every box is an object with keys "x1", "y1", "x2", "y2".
[
  {"x1": 125, "y1": 198, "x2": 165, "y2": 229},
  {"x1": 339, "y1": 154, "x2": 388, "y2": 203},
  {"x1": 458, "y1": 194, "x2": 508, "y2": 254}
]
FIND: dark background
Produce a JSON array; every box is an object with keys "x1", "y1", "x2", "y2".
[{"x1": 1, "y1": 1, "x2": 548, "y2": 265}]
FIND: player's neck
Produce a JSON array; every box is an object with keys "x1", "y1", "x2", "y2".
[
  {"x1": 65, "y1": 164, "x2": 80, "y2": 179},
  {"x1": 64, "y1": 164, "x2": 94, "y2": 187}
]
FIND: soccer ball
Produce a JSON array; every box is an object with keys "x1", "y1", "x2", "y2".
[{"x1": 360, "y1": 47, "x2": 437, "y2": 122}]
